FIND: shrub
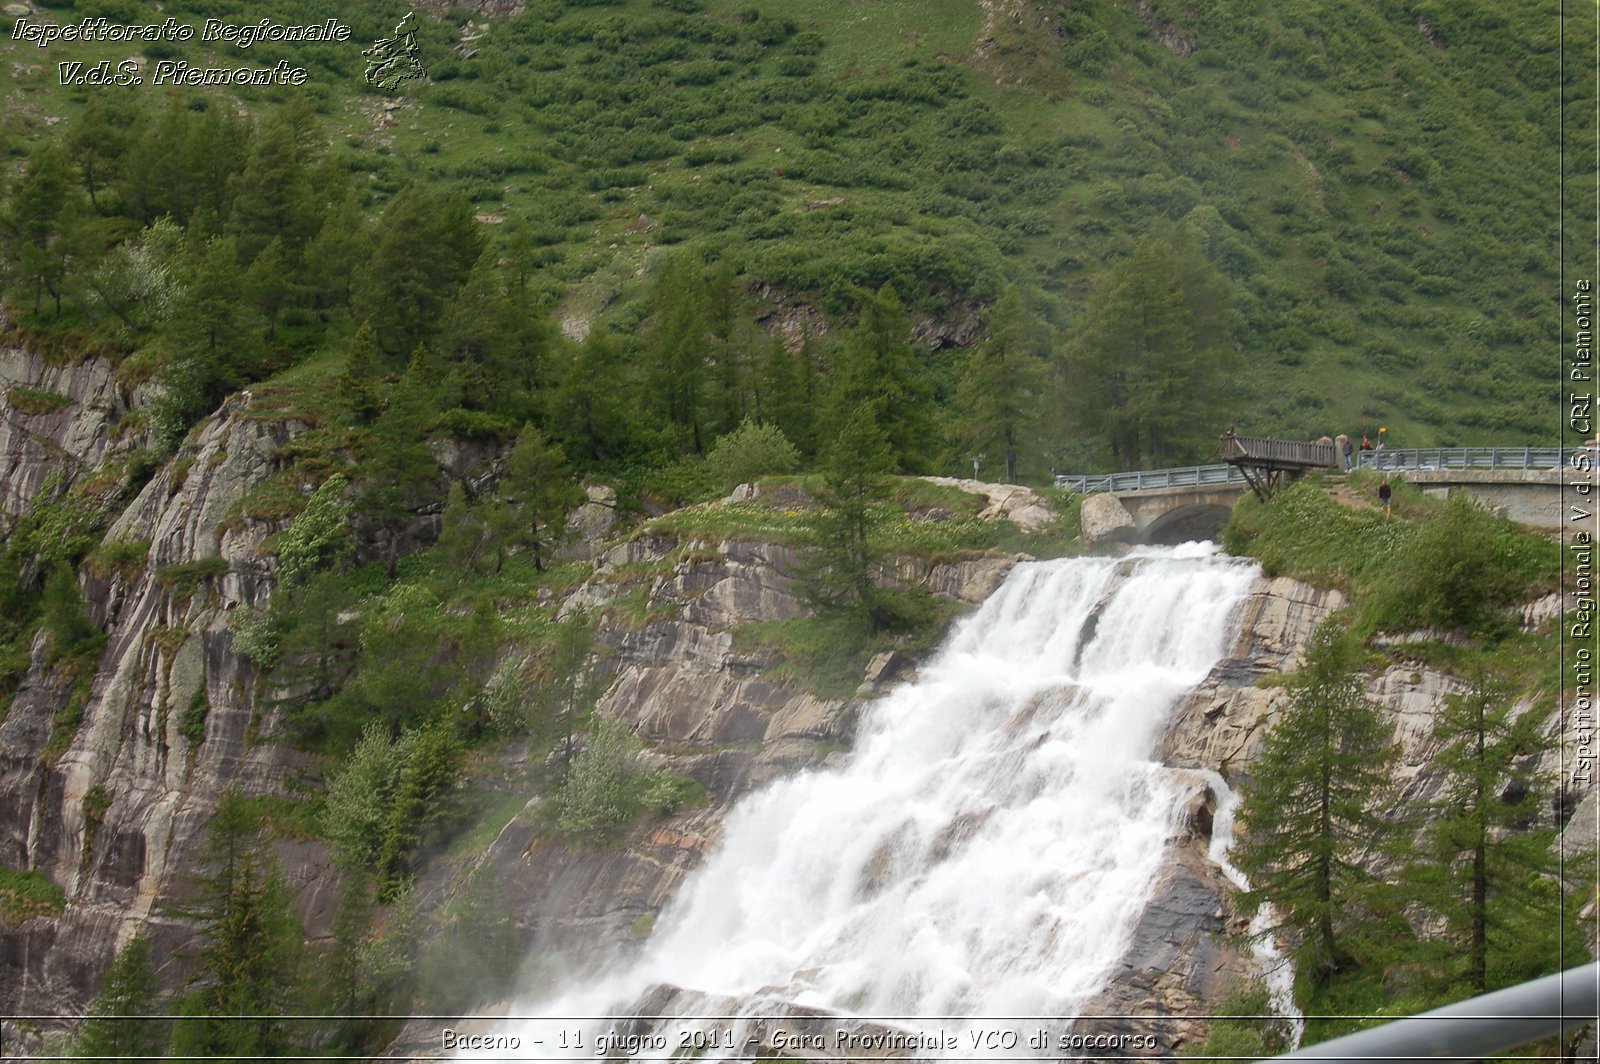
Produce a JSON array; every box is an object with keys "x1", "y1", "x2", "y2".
[
  {"x1": 0, "y1": 867, "x2": 66, "y2": 921},
  {"x1": 84, "y1": 539, "x2": 149, "y2": 581},
  {"x1": 6, "y1": 386, "x2": 70, "y2": 415},
  {"x1": 704, "y1": 419, "x2": 801, "y2": 493},
  {"x1": 547, "y1": 716, "x2": 699, "y2": 840},
  {"x1": 274, "y1": 475, "x2": 353, "y2": 589}
]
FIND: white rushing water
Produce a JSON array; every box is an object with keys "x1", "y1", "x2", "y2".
[{"x1": 491, "y1": 544, "x2": 1266, "y2": 1057}]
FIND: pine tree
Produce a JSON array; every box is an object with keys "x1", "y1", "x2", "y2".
[
  {"x1": 952, "y1": 287, "x2": 1048, "y2": 483},
  {"x1": 1232, "y1": 623, "x2": 1403, "y2": 984},
  {"x1": 1410, "y1": 673, "x2": 1572, "y2": 995},
  {"x1": 73, "y1": 935, "x2": 163, "y2": 1061}
]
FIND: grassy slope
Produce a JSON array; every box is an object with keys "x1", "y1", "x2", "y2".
[{"x1": 2, "y1": 0, "x2": 1592, "y2": 459}]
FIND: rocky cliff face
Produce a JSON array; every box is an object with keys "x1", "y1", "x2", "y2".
[
  {"x1": 0, "y1": 385, "x2": 343, "y2": 1022},
  {"x1": 0, "y1": 346, "x2": 138, "y2": 531},
  {"x1": 0, "y1": 358, "x2": 1584, "y2": 1057}
]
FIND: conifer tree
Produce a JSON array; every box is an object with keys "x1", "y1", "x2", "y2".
[
  {"x1": 550, "y1": 326, "x2": 637, "y2": 465},
  {"x1": 641, "y1": 255, "x2": 711, "y2": 452},
  {"x1": 168, "y1": 789, "x2": 303, "y2": 1061},
  {"x1": 154, "y1": 234, "x2": 256, "y2": 433},
  {"x1": 437, "y1": 252, "x2": 549, "y2": 423},
  {"x1": 1063, "y1": 221, "x2": 1233, "y2": 469},
  {"x1": 1410, "y1": 674, "x2": 1572, "y2": 995},
  {"x1": 352, "y1": 186, "x2": 486, "y2": 361},
  {"x1": 340, "y1": 322, "x2": 384, "y2": 423},
  {"x1": 756, "y1": 336, "x2": 811, "y2": 455},
  {"x1": 499, "y1": 424, "x2": 584, "y2": 572},
  {"x1": 359, "y1": 370, "x2": 436, "y2": 578},
  {"x1": 827, "y1": 284, "x2": 935, "y2": 473},
  {"x1": 1233, "y1": 623, "x2": 1403, "y2": 984},
  {"x1": 952, "y1": 287, "x2": 1048, "y2": 483},
  {"x1": 304, "y1": 189, "x2": 370, "y2": 313},
  {"x1": 65, "y1": 97, "x2": 134, "y2": 213},
  {"x1": 437, "y1": 482, "x2": 493, "y2": 576},
  {"x1": 809, "y1": 402, "x2": 896, "y2": 630},
  {"x1": 72, "y1": 935, "x2": 163, "y2": 1061},
  {"x1": 244, "y1": 236, "x2": 294, "y2": 340},
  {"x1": 2, "y1": 143, "x2": 80, "y2": 316},
  {"x1": 228, "y1": 100, "x2": 324, "y2": 262}
]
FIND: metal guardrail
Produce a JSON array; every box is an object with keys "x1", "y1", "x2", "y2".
[
  {"x1": 1356, "y1": 446, "x2": 1569, "y2": 471},
  {"x1": 1054, "y1": 463, "x2": 1249, "y2": 494},
  {"x1": 1056, "y1": 447, "x2": 1579, "y2": 493},
  {"x1": 1263, "y1": 962, "x2": 1598, "y2": 1062}
]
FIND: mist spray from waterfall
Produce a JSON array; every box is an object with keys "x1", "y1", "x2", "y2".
[{"x1": 491, "y1": 544, "x2": 1286, "y2": 1057}]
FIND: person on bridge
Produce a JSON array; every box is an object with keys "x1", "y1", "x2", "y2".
[{"x1": 1336, "y1": 433, "x2": 1353, "y2": 470}]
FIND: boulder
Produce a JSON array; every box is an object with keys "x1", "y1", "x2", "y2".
[{"x1": 1080, "y1": 493, "x2": 1136, "y2": 544}]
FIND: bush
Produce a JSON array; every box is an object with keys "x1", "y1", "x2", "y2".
[
  {"x1": 704, "y1": 419, "x2": 801, "y2": 493},
  {"x1": 42, "y1": 567, "x2": 103, "y2": 664},
  {"x1": 547, "y1": 716, "x2": 699, "y2": 840},
  {"x1": 1363, "y1": 494, "x2": 1556, "y2": 637},
  {"x1": 274, "y1": 474, "x2": 353, "y2": 589}
]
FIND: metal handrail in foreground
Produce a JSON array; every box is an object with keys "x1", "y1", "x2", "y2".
[{"x1": 1263, "y1": 963, "x2": 1598, "y2": 1063}]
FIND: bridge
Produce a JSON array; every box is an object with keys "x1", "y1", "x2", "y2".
[{"x1": 1057, "y1": 445, "x2": 1583, "y2": 545}]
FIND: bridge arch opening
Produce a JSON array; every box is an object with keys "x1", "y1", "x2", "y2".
[{"x1": 1139, "y1": 503, "x2": 1235, "y2": 546}]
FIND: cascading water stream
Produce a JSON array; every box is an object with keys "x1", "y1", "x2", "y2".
[{"x1": 489, "y1": 545, "x2": 1276, "y2": 1058}]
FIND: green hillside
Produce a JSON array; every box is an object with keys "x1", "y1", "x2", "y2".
[{"x1": 1, "y1": 0, "x2": 1592, "y2": 468}]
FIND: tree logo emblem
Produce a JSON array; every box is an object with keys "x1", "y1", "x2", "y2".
[{"x1": 363, "y1": 12, "x2": 426, "y2": 90}]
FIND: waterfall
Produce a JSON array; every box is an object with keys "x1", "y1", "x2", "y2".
[{"x1": 490, "y1": 544, "x2": 1267, "y2": 1057}]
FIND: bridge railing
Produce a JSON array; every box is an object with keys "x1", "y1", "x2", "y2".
[
  {"x1": 1054, "y1": 463, "x2": 1247, "y2": 494},
  {"x1": 1357, "y1": 446, "x2": 1570, "y2": 471},
  {"x1": 1058, "y1": 447, "x2": 1582, "y2": 493}
]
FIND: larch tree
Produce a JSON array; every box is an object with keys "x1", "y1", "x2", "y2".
[
  {"x1": 809, "y1": 401, "x2": 896, "y2": 631},
  {"x1": 72, "y1": 935, "x2": 163, "y2": 1061},
  {"x1": 1063, "y1": 221, "x2": 1234, "y2": 469},
  {"x1": 827, "y1": 284, "x2": 935, "y2": 474},
  {"x1": 168, "y1": 789, "x2": 303, "y2": 1061},
  {"x1": 1410, "y1": 673, "x2": 1573, "y2": 995},
  {"x1": 1232, "y1": 623, "x2": 1403, "y2": 984},
  {"x1": 641, "y1": 254, "x2": 712, "y2": 453},
  {"x1": 352, "y1": 185, "x2": 486, "y2": 362},
  {"x1": 499, "y1": 424, "x2": 585, "y2": 572},
  {"x1": 953, "y1": 287, "x2": 1049, "y2": 483}
]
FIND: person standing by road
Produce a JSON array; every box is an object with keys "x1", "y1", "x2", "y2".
[{"x1": 1379, "y1": 475, "x2": 1392, "y2": 516}]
